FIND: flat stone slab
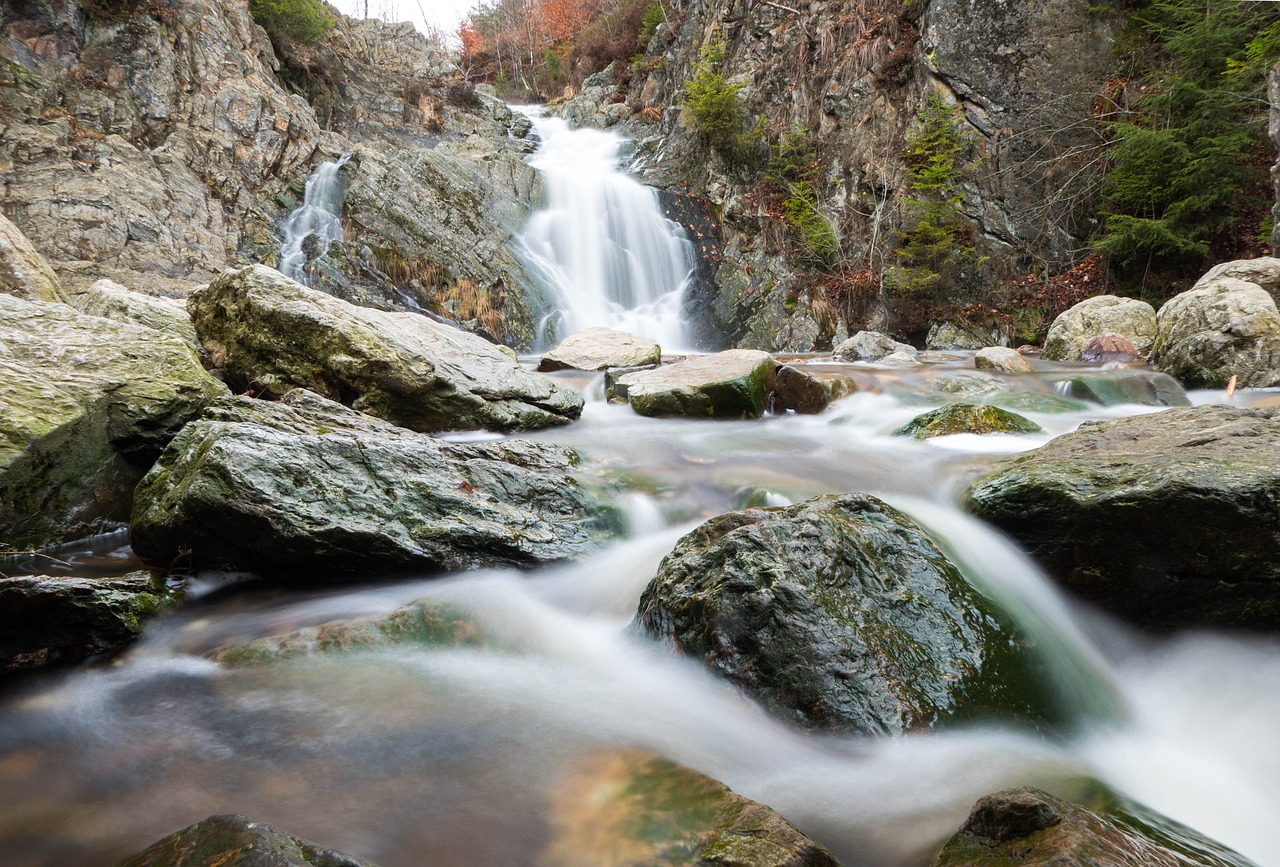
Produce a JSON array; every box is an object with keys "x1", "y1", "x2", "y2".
[
  {"x1": 614, "y1": 349, "x2": 776, "y2": 418},
  {"x1": 537, "y1": 327, "x2": 661, "y2": 372}
]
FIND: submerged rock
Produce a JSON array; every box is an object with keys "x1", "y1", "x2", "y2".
[
  {"x1": 542, "y1": 748, "x2": 841, "y2": 867},
  {"x1": 0, "y1": 295, "x2": 224, "y2": 549},
  {"x1": 772, "y1": 365, "x2": 857, "y2": 414},
  {"x1": 189, "y1": 265, "x2": 582, "y2": 433},
  {"x1": 130, "y1": 391, "x2": 611, "y2": 578},
  {"x1": 931, "y1": 788, "x2": 1246, "y2": 867},
  {"x1": 833, "y1": 331, "x2": 919, "y2": 362},
  {"x1": 70, "y1": 279, "x2": 201, "y2": 357},
  {"x1": 114, "y1": 813, "x2": 380, "y2": 867},
  {"x1": 614, "y1": 350, "x2": 775, "y2": 418},
  {"x1": 1054, "y1": 370, "x2": 1190, "y2": 407},
  {"x1": 537, "y1": 327, "x2": 661, "y2": 372},
  {"x1": 1042, "y1": 296, "x2": 1157, "y2": 362},
  {"x1": 1151, "y1": 277, "x2": 1280, "y2": 388},
  {"x1": 967, "y1": 406, "x2": 1280, "y2": 630},
  {"x1": 895, "y1": 404, "x2": 1042, "y2": 440},
  {"x1": 0, "y1": 571, "x2": 178, "y2": 672},
  {"x1": 974, "y1": 346, "x2": 1032, "y2": 374},
  {"x1": 636, "y1": 494, "x2": 1058, "y2": 735}
]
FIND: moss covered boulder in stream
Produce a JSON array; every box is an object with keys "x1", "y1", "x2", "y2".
[
  {"x1": 966, "y1": 406, "x2": 1280, "y2": 631},
  {"x1": 635, "y1": 494, "x2": 1060, "y2": 735},
  {"x1": 189, "y1": 265, "x2": 582, "y2": 433},
  {"x1": 0, "y1": 295, "x2": 225, "y2": 549},
  {"x1": 611, "y1": 350, "x2": 776, "y2": 418},
  {"x1": 130, "y1": 390, "x2": 612, "y2": 578},
  {"x1": 895, "y1": 403, "x2": 1043, "y2": 440},
  {"x1": 114, "y1": 813, "x2": 381, "y2": 867}
]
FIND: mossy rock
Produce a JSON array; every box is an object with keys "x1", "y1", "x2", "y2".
[
  {"x1": 895, "y1": 403, "x2": 1042, "y2": 440},
  {"x1": 617, "y1": 350, "x2": 776, "y2": 419},
  {"x1": 1054, "y1": 371, "x2": 1189, "y2": 408},
  {"x1": 636, "y1": 493, "x2": 1062, "y2": 735},
  {"x1": 113, "y1": 813, "x2": 381, "y2": 867}
]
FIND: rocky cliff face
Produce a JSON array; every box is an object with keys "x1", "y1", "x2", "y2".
[
  {"x1": 603, "y1": 0, "x2": 1121, "y2": 348},
  {"x1": 0, "y1": 0, "x2": 547, "y2": 345}
]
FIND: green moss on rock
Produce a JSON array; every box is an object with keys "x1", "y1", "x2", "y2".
[{"x1": 895, "y1": 403, "x2": 1042, "y2": 440}]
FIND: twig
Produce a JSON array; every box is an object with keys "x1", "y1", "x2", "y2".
[{"x1": 0, "y1": 550, "x2": 74, "y2": 567}]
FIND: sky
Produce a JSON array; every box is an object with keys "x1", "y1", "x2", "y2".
[{"x1": 329, "y1": 0, "x2": 475, "y2": 44}]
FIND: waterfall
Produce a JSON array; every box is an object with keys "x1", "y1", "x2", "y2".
[
  {"x1": 517, "y1": 112, "x2": 697, "y2": 351},
  {"x1": 278, "y1": 154, "x2": 352, "y2": 283}
]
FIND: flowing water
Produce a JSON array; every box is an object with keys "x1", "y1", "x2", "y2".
[
  {"x1": 516, "y1": 110, "x2": 697, "y2": 351},
  {"x1": 278, "y1": 154, "x2": 352, "y2": 283},
  {"x1": 3, "y1": 119, "x2": 1280, "y2": 866}
]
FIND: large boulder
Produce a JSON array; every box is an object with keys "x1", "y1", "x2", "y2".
[
  {"x1": 189, "y1": 265, "x2": 582, "y2": 433},
  {"x1": 966, "y1": 406, "x2": 1280, "y2": 631},
  {"x1": 542, "y1": 749, "x2": 842, "y2": 867},
  {"x1": 537, "y1": 327, "x2": 661, "y2": 372},
  {"x1": 130, "y1": 390, "x2": 611, "y2": 578},
  {"x1": 71, "y1": 279, "x2": 201, "y2": 356},
  {"x1": 833, "y1": 331, "x2": 919, "y2": 362},
  {"x1": 635, "y1": 494, "x2": 1059, "y2": 735},
  {"x1": 0, "y1": 571, "x2": 178, "y2": 671},
  {"x1": 1150, "y1": 277, "x2": 1280, "y2": 388},
  {"x1": 1193, "y1": 256, "x2": 1280, "y2": 297},
  {"x1": 1042, "y1": 296, "x2": 1158, "y2": 362},
  {"x1": 115, "y1": 814, "x2": 380, "y2": 867},
  {"x1": 0, "y1": 295, "x2": 225, "y2": 549},
  {"x1": 931, "y1": 788, "x2": 1245, "y2": 867},
  {"x1": 894, "y1": 403, "x2": 1042, "y2": 440},
  {"x1": 613, "y1": 350, "x2": 776, "y2": 418},
  {"x1": 0, "y1": 212, "x2": 66, "y2": 303}
]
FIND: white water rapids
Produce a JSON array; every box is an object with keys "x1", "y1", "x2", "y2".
[{"x1": 1, "y1": 120, "x2": 1278, "y2": 867}]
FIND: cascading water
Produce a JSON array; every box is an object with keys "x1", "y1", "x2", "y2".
[
  {"x1": 278, "y1": 154, "x2": 352, "y2": 283},
  {"x1": 517, "y1": 111, "x2": 697, "y2": 350}
]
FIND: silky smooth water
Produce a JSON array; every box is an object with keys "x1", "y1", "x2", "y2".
[
  {"x1": 279, "y1": 154, "x2": 352, "y2": 283},
  {"x1": 1, "y1": 360, "x2": 1276, "y2": 867},
  {"x1": 517, "y1": 113, "x2": 697, "y2": 351}
]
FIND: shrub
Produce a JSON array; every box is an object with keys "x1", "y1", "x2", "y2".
[
  {"x1": 249, "y1": 0, "x2": 333, "y2": 51},
  {"x1": 682, "y1": 38, "x2": 743, "y2": 151}
]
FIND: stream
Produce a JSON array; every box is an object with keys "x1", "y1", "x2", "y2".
[{"x1": 0, "y1": 117, "x2": 1278, "y2": 867}]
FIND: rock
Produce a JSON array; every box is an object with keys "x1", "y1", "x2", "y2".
[
  {"x1": 771, "y1": 365, "x2": 858, "y2": 414},
  {"x1": 130, "y1": 390, "x2": 611, "y2": 578},
  {"x1": 1194, "y1": 256, "x2": 1280, "y2": 297},
  {"x1": 974, "y1": 346, "x2": 1032, "y2": 374},
  {"x1": 1080, "y1": 332, "x2": 1139, "y2": 363},
  {"x1": 931, "y1": 788, "x2": 1245, "y2": 867},
  {"x1": 542, "y1": 748, "x2": 842, "y2": 867},
  {"x1": 1042, "y1": 296, "x2": 1158, "y2": 361},
  {"x1": 966, "y1": 406, "x2": 1280, "y2": 631},
  {"x1": 189, "y1": 265, "x2": 582, "y2": 433},
  {"x1": 0, "y1": 211, "x2": 65, "y2": 303},
  {"x1": 614, "y1": 350, "x2": 775, "y2": 418},
  {"x1": 833, "y1": 331, "x2": 919, "y2": 362},
  {"x1": 1054, "y1": 370, "x2": 1190, "y2": 407},
  {"x1": 1150, "y1": 277, "x2": 1280, "y2": 388},
  {"x1": 537, "y1": 327, "x2": 662, "y2": 372},
  {"x1": 210, "y1": 599, "x2": 486, "y2": 666},
  {"x1": 71, "y1": 279, "x2": 201, "y2": 356},
  {"x1": 603, "y1": 365, "x2": 657, "y2": 402},
  {"x1": 0, "y1": 295, "x2": 225, "y2": 549},
  {"x1": 927, "y1": 322, "x2": 1007, "y2": 350},
  {"x1": 0, "y1": 571, "x2": 178, "y2": 671},
  {"x1": 877, "y1": 351, "x2": 923, "y2": 367},
  {"x1": 928, "y1": 371, "x2": 1009, "y2": 400},
  {"x1": 635, "y1": 494, "x2": 1058, "y2": 734},
  {"x1": 895, "y1": 404, "x2": 1042, "y2": 440},
  {"x1": 114, "y1": 814, "x2": 381, "y2": 867}
]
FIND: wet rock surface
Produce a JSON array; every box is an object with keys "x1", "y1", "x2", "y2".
[
  {"x1": 190, "y1": 265, "x2": 582, "y2": 433},
  {"x1": 130, "y1": 390, "x2": 611, "y2": 579},
  {"x1": 614, "y1": 350, "x2": 776, "y2": 418},
  {"x1": 0, "y1": 295, "x2": 224, "y2": 549},
  {"x1": 636, "y1": 494, "x2": 1059, "y2": 735},
  {"x1": 895, "y1": 403, "x2": 1042, "y2": 440},
  {"x1": 114, "y1": 814, "x2": 381, "y2": 867},
  {"x1": 967, "y1": 406, "x2": 1280, "y2": 630},
  {"x1": 1053, "y1": 370, "x2": 1190, "y2": 408},
  {"x1": 974, "y1": 347, "x2": 1032, "y2": 374},
  {"x1": 538, "y1": 327, "x2": 662, "y2": 372},
  {"x1": 771, "y1": 365, "x2": 858, "y2": 414},
  {"x1": 834, "y1": 331, "x2": 919, "y2": 362},
  {"x1": 70, "y1": 279, "x2": 201, "y2": 356}
]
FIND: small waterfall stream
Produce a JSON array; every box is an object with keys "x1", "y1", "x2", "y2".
[
  {"x1": 278, "y1": 154, "x2": 352, "y2": 283},
  {"x1": 517, "y1": 111, "x2": 697, "y2": 350}
]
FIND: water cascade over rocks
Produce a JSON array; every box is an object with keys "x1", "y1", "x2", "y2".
[
  {"x1": 517, "y1": 111, "x2": 697, "y2": 350},
  {"x1": 278, "y1": 154, "x2": 352, "y2": 283}
]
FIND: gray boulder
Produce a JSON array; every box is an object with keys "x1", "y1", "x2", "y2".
[
  {"x1": 1193, "y1": 256, "x2": 1280, "y2": 296},
  {"x1": 635, "y1": 494, "x2": 1059, "y2": 735},
  {"x1": 0, "y1": 571, "x2": 178, "y2": 671},
  {"x1": 967, "y1": 406, "x2": 1280, "y2": 631},
  {"x1": 0, "y1": 295, "x2": 224, "y2": 549},
  {"x1": 974, "y1": 346, "x2": 1032, "y2": 374},
  {"x1": 115, "y1": 814, "x2": 381, "y2": 867},
  {"x1": 130, "y1": 391, "x2": 611, "y2": 578},
  {"x1": 613, "y1": 350, "x2": 776, "y2": 418},
  {"x1": 834, "y1": 330, "x2": 919, "y2": 362},
  {"x1": 0, "y1": 212, "x2": 66, "y2": 303},
  {"x1": 895, "y1": 404, "x2": 1042, "y2": 440},
  {"x1": 1150, "y1": 277, "x2": 1280, "y2": 388},
  {"x1": 927, "y1": 322, "x2": 1007, "y2": 350},
  {"x1": 1042, "y1": 296, "x2": 1157, "y2": 361},
  {"x1": 538, "y1": 327, "x2": 661, "y2": 372},
  {"x1": 772, "y1": 365, "x2": 857, "y2": 414},
  {"x1": 189, "y1": 265, "x2": 583, "y2": 433},
  {"x1": 71, "y1": 279, "x2": 201, "y2": 356}
]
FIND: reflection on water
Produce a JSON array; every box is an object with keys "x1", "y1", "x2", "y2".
[{"x1": 1, "y1": 354, "x2": 1275, "y2": 867}]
